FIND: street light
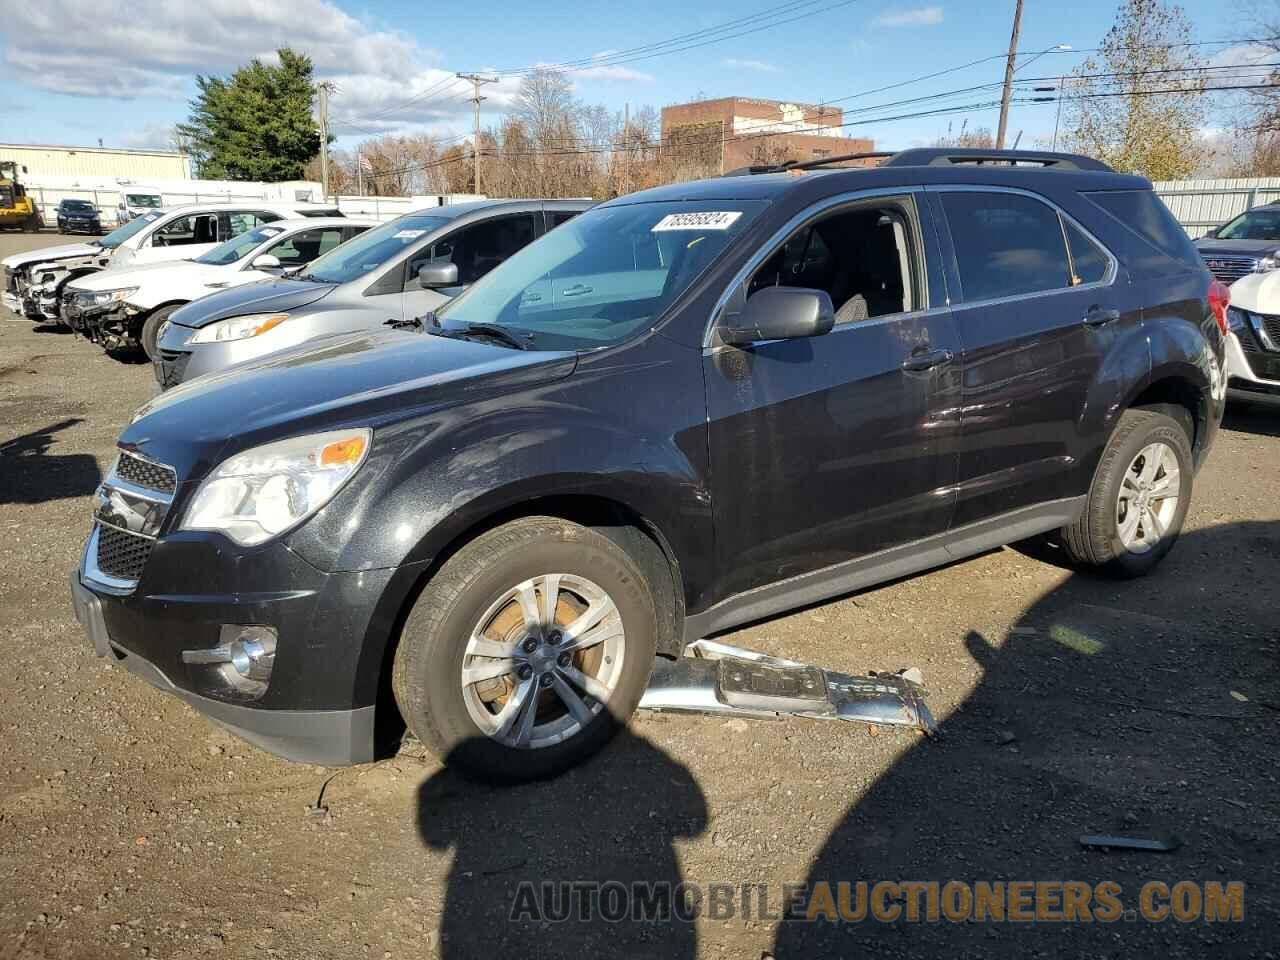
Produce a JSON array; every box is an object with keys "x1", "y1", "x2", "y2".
[{"x1": 1016, "y1": 43, "x2": 1072, "y2": 74}]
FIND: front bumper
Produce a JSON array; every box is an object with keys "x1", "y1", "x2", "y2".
[
  {"x1": 71, "y1": 521, "x2": 418, "y2": 764},
  {"x1": 1225, "y1": 329, "x2": 1280, "y2": 403},
  {"x1": 60, "y1": 220, "x2": 101, "y2": 234}
]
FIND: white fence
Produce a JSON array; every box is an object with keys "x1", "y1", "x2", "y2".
[{"x1": 1153, "y1": 177, "x2": 1280, "y2": 236}]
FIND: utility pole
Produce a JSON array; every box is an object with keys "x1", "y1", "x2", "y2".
[
  {"x1": 317, "y1": 81, "x2": 335, "y2": 199},
  {"x1": 995, "y1": 0, "x2": 1024, "y2": 150},
  {"x1": 457, "y1": 73, "x2": 498, "y2": 194},
  {"x1": 356, "y1": 150, "x2": 363, "y2": 196}
]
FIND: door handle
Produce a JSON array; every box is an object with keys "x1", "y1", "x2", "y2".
[
  {"x1": 561, "y1": 283, "x2": 593, "y2": 297},
  {"x1": 1083, "y1": 306, "x2": 1120, "y2": 327},
  {"x1": 901, "y1": 348, "x2": 954, "y2": 372}
]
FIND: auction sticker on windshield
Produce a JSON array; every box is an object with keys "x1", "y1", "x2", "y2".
[
  {"x1": 652, "y1": 211, "x2": 743, "y2": 232},
  {"x1": 394, "y1": 230, "x2": 426, "y2": 240}
]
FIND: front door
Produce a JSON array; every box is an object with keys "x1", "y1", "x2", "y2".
[
  {"x1": 703, "y1": 193, "x2": 962, "y2": 602},
  {"x1": 929, "y1": 188, "x2": 1137, "y2": 527}
]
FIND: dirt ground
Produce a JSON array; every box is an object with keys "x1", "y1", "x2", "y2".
[{"x1": 1, "y1": 231, "x2": 1278, "y2": 959}]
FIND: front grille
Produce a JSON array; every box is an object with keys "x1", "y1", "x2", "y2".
[
  {"x1": 116, "y1": 450, "x2": 177, "y2": 494},
  {"x1": 1263, "y1": 314, "x2": 1280, "y2": 347},
  {"x1": 1202, "y1": 255, "x2": 1258, "y2": 283},
  {"x1": 95, "y1": 524, "x2": 153, "y2": 581}
]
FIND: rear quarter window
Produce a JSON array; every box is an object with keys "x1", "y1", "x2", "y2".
[{"x1": 1085, "y1": 190, "x2": 1201, "y2": 269}]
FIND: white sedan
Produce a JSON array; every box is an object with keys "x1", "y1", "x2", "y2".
[{"x1": 64, "y1": 217, "x2": 377, "y2": 357}]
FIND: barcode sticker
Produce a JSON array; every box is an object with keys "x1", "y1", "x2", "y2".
[
  {"x1": 393, "y1": 229, "x2": 426, "y2": 240},
  {"x1": 651, "y1": 211, "x2": 742, "y2": 232}
]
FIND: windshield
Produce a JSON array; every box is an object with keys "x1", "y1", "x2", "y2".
[
  {"x1": 99, "y1": 210, "x2": 164, "y2": 248},
  {"x1": 435, "y1": 200, "x2": 765, "y2": 349},
  {"x1": 195, "y1": 224, "x2": 286, "y2": 266},
  {"x1": 127, "y1": 194, "x2": 162, "y2": 208},
  {"x1": 298, "y1": 214, "x2": 450, "y2": 284},
  {"x1": 1217, "y1": 207, "x2": 1280, "y2": 241},
  {"x1": 63, "y1": 201, "x2": 95, "y2": 212}
]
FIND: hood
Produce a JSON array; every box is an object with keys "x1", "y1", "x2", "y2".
[
  {"x1": 1195, "y1": 238, "x2": 1280, "y2": 257},
  {"x1": 120, "y1": 331, "x2": 578, "y2": 480},
  {"x1": 2, "y1": 242, "x2": 100, "y2": 270},
  {"x1": 1221, "y1": 270, "x2": 1280, "y2": 312},
  {"x1": 69, "y1": 259, "x2": 219, "y2": 292},
  {"x1": 168, "y1": 277, "x2": 337, "y2": 328}
]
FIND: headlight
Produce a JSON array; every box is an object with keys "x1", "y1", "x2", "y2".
[
  {"x1": 189, "y1": 313, "x2": 289, "y2": 344},
  {"x1": 1226, "y1": 307, "x2": 1248, "y2": 332},
  {"x1": 1257, "y1": 254, "x2": 1280, "y2": 273},
  {"x1": 76, "y1": 286, "x2": 138, "y2": 312},
  {"x1": 180, "y1": 429, "x2": 371, "y2": 546}
]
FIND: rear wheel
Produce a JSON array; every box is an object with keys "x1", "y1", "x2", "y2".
[
  {"x1": 392, "y1": 516, "x2": 657, "y2": 783},
  {"x1": 139, "y1": 304, "x2": 181, "y2": 361},
  {"x1": 1060, "y1": 408, "x2": 1193, "y2": 577}
]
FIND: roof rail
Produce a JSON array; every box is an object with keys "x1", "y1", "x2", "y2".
[
  {"x1": 884, "y1": 147, "x2": 1112, "y2": 172},
  {"x1": 722, "y1": 151, "x2": 897, "y2": 177}
]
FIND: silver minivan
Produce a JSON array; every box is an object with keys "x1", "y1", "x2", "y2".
[{"x1": 154, "y1": 199, "x2": 592, "y2": 388}]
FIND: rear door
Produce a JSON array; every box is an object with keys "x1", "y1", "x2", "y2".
[
  {"x1": 702, "y1": 191, "x2": 963, "y2": 600},
  {"x1": 929, "y1": 187, "x2": 1136, "y2": 527}
]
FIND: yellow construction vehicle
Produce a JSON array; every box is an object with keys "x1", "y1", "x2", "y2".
[{"x1": 0, "y1": 161, "x2": 42, "y2": 231}]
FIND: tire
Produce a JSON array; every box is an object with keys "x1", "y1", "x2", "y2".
[
  {"x1": 139, "y1": 304, "x2": 180, "y2": 361},
  {"x1": 392, "y1": 516, "x2": 658, "y2": 784},
  {"x1": 1060, "y1": 408, "x2": 1194, "y2": 578}
]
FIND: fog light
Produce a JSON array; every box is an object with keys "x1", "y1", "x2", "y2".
[{"x1": 181, "y1": 625, "x2": 277, "y2": 700}]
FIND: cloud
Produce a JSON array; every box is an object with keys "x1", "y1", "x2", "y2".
[
  {"x1": 722, "y1": 57, "x2": 782, "y2": 74},
  {"x1": 874, "y1": 6, "x2": 944, "y2": 27},
  {"x1": 1208, "y1": 42, "x2": 1275, "y2": 69},
  {"x1": 120, "y1": 122, "x2": 178, "y2": 150}
]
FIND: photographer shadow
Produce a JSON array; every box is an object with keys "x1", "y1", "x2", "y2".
[
  {"x1": 773, "y1": 520, "x2": 1280, "y2": 957},
  {"x1": 416, "y1": 728, "x2": 707, "y2": 959}
]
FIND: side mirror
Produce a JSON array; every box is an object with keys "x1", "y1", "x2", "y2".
[
  {"x1": 251, "y1": 254, "x2": 282, "y2": 270},
  {"x1": 418, "y1": 262, "x2": 459, "y2": 288},
  {"x1": 718, "y1": 286, "x2": 835, "y2": 346}
]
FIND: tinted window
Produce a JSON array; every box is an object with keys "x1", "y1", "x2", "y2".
[
  {"x1": 453, "y1": 214, "x2": 538, "y2": 285},
  {"x1": 942, "y1": 192, "x2": 1071, "y2": 301},
  {"x1": 1086, "y1": 190, "x2": 1200, "y2": 265},
  {"x1": 298, "y1": 214, "x2": 451, "y2": 284},
  {"x1": 61, "y1": 200, "x2": 95, "y2": 212},
  {"x1": 547, "y1": 210, "x2": 581, "y2": 230},
  {"x1": 1065, "y1": 221, "x2": 1110, "y2": 285},
  {"x1": 266, "y1": 227, "x2": 347, "y2": 266},
  {"x1": 1214, "y1": 206, "x2": 1280, "y2": 241},
  {"x1": 153, "y1": 213, "x2": 218, "y2": 246}
]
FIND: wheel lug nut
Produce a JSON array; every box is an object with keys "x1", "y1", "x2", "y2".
[
  {"x1": 539, "y1": 673, "x2": 554, "y2": 688},
  {"x1": 522, "y1": 638, "x2": 538, "y2": 654},
  {"x1": 547, "y1": 631, "x2": 562, "y2": 646},
  {"x1": 557, "y1": 652, "x2": 571, "y2": 668},
  {"x1": 518, "y1": 664, "x2": 533, "y2": 680}
]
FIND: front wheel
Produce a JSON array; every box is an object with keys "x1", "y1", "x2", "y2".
[
  {"x1": 139, "y1": 304, "x2": 181, "y2": 360},
  {"x1": 392, "y1": 516, "x2": 658, "y2": 783},
  {"x1": 1060, "y1": 408, "x2": 1193, "y2": 578}
]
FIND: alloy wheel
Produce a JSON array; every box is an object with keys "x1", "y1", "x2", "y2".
[{"x1": 1116, "y1": 441, "x2": 1182, "y2": 555}]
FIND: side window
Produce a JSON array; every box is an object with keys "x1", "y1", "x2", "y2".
[
  {"x1": 941, "y1": 192, "x2": 1071, "y2": 302},
  {"x1": 746, "y1": 199, "x2": 919, "y2": 322},
  {"x1": 266, "y1": 228, "x2": 346, "y2": 267},
  {"x1": 154, "y1": 213, "x2": 218, "y2": 246},
  {"x1": 405, "y1": 214, "x2": 538, "y2": 288},
  {"x1": 1064, "y1": 220, "x2": 1110, "y2": 285},
  {"x1": 546, "y1": 210, "x2": 581, "y2": 231},
  {"x1": 1085, "y1": 190, "x2": 1200, "y2": 266}
]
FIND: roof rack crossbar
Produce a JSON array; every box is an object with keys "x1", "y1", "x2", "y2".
[{"x1": 884, "y1": 147, "x2": 1112, "y2": 172}]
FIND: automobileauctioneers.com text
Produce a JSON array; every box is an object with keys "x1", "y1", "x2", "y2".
[{"x1": 510, "y1": 880, "x2": 1244, "y2": 924}]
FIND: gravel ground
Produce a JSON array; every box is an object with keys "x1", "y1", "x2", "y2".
[{"x1": 2, "y1": 232, "x2": 1278, "y2": 959}]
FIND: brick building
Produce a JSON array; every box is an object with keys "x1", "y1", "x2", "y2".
[{"x1": 660, "y1": 97, "x2": 874, "y2": 173}]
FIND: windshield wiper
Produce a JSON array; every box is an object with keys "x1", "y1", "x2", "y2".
[{"x1": 431, "y1": 321, "x2": 532, "y2": 350}]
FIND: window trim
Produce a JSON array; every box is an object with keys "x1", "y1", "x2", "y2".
[
  {"x1": 928, "y1": 184, "x2": 1118, "y2": 309},
  {"x1": 702, "y1": 186, "x2": 939, "y2": 350}
]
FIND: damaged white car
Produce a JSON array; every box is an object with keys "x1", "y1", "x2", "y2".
[
  {"x1": 1, "y1": 201, "x2": 341, "y2": 325},
  {"x1": 1223, "y1": 271, "x2": 1280, "y2": 406},
  {"x1": 64, "y1": 217, "x2": 375, "y2": 357}
]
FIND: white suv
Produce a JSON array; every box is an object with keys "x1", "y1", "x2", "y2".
[
  {"x1": 64, "y1": 217, "x2": 377, "y2": 357},
  {"x1": 1221, "y1": 271, "x2": 1280, "y2": 406},
  {"x1": 1, "y1": 201, "x2": 341, "y2": 323}
]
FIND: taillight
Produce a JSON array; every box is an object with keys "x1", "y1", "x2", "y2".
[{"x1": 1209, "y1": 278, "x2": 1230, "y2": 336}]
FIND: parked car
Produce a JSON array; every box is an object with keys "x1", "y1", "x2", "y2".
[
  {"x1": 117, "y1": 191, "x2": 163, "y2": 224},
  {"x1": 1217, "y1": 270, "x2": 1280, "y2": 405},
  {"x1": 71, "y1": 148, "x2": 1227, "y2": 783},
  {"x1": 152, "y1": 199, "x2": 591, "y2": 389},
  {"x1": 65, "y1": 217, "x2": 377, "y2": 358},
  {"x1": 55, "y1": 199, "x2": 102, "y2": 235},
  {"x1": 1, "y1": 201, "x2": 342, "y2": 325},
  {"x1": 1196, "y1": 201, "x2": 1280, "y2": 284}
]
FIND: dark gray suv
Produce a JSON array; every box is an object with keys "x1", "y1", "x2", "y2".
[{"x1": 72, "y1": 149, "x2": 1228, "y2": 783}]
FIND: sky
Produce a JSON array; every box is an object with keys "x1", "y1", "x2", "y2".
[{"x1": 0, "y1": 0, "x2": 1274, "y2": 158}]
